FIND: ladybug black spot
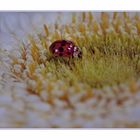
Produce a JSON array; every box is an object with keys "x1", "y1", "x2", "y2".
[
  {"x1": 61, "y1": 40, "x2": 67, "y2": 46},
  {"x1": 61, "y1": 43, "x2": 65, "y2": 46},
  {"x1": 59, "y1": 53, "x2": 63, "y2": 56},
  {"x1": 52, "y1": 49, "x2": 55, "y2": 54},
  {"x1": 58, "y1": 47, "x2": 64, "y2": 52},
  {"x1": 67, "y1": 52, "x2": 71, "y2": 55},
  {"x1": 62, "y1": 40, "x2": 67, "y2": 43}
]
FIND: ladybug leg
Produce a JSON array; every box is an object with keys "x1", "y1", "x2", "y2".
[
  {"x1": 68, "y1": 57, "x2": 75, "y2": 70},
  {"x1": 47, "y1": 55, "x2": 58, "y2": 62},
  {"x1": 47, "y1": 56, "x2": 54, "y2": 61},
  {"x1": 68, "y1": 58, "x2": 71, "y2": 66}
]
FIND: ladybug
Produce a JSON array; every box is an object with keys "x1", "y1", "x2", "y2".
[{"x1": 49, "y1": 40, "x2": 82, "y2": 58}]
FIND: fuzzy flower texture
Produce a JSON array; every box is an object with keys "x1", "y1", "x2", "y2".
[{"x1": 1, "y1": 12, "x2": 140, "y2": 127}]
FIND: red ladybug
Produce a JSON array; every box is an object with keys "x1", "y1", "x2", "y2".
[{"x1": 49, "y1": 40, "x2": 82, "y2": 58}]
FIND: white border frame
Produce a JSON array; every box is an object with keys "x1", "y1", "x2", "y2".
[
  {"x1": 0, "y1": 130, "x2": 140, "y2": 140},
  {"x1": 0, "y1": 0, "x2": 139, "y2": 11}
]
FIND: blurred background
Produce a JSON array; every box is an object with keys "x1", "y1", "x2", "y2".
[
  {"x1": 0, "y1": 12, "x2": 59, "y2": 50},
  {"x1": 0, "y1": 12, "x2": 138, "y2": 50},
  {"x1": 0, "y1": 12, "x2": 104, "y2": 50}
]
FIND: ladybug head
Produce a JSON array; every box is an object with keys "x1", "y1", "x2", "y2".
[{"x1": 73, "y1": 46, "x2": 82, "y2": 58}]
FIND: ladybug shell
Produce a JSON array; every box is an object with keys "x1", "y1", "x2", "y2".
[{"x1": 49, "y1": 40, "x2": 75, "y2": 57}]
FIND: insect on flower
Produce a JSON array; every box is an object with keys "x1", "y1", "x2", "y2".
[{"x1": 49, "y1": 40, "x2": 82, "y2": 58}]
